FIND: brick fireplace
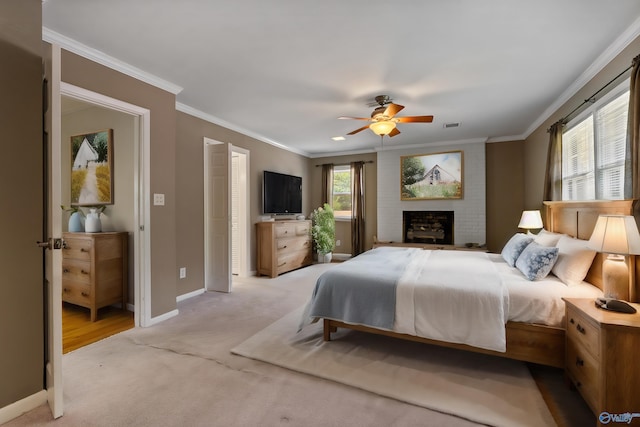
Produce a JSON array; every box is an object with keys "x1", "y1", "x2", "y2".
[{"x1": 403, "y1": 211, "x2": 454, "y2": 245}]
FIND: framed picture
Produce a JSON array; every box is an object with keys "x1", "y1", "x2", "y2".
[
  {"x1": 70, "y1": 129, "x2": 114, "y2": 206},
  {"x1": 400, "y1": 150, "x2": 463, "y2": 200}
]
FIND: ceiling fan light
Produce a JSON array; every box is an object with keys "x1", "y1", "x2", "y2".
[{"x1": 369, "y1": 120, "x2": 396, "y2": 136}]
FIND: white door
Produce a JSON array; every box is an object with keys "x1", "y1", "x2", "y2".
[
  {"x1": 46, "y1": 43, "x2": 64, "y2": 419},
  {"x1": 204, "y1": 139, "x2": 231, "y2": 292}
]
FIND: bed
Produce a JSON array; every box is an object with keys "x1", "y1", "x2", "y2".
[{"x1": 300, "y1": 200, "x2": 638, "y2": 368}]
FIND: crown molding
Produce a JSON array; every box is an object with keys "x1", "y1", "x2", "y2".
[
  {"x1": 523, "y1": 16, "x2": 640, "y2": 139},
  {"x1": 175, "y1": 102, "x2": 310, "y2": 157},
  {"x1": 42, "y1": 27, "x2": 183, "y2": 95}
]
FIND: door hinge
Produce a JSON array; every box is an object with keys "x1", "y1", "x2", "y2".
[{"x1": 36, "y1": 238, "x2": 64, "y2": 250}]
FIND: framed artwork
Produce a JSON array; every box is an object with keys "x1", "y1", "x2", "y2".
[
  {"x1": 400, "y1": 150, "x2": 463, "y2": 200},
  {"x1": 70, "y1": 129, "x2": 114, "y2": 206}
]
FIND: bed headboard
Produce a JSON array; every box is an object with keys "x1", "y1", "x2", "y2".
[{"x1": 543, "y1": 200, "x2": 638, "y2": 301}]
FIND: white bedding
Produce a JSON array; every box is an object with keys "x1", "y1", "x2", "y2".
[
  {"x1": 395, "y1": 250, "x2": 509, "y2": 352},
  {"x1": 487, "y1": 253, "x2": 603, "y2": 327}
]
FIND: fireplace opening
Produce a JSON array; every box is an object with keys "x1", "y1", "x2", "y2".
[{"x1": 403, "y1": 211, "x2": 454, "y2": 245}]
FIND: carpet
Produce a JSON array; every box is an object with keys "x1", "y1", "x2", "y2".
[{"x1": 232, "y1": 307, "x2": 556, "y2": 427}]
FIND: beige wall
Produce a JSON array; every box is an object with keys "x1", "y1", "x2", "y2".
[
  {"x1": 524, "y1": 35, "x2": 640, "y2": 209},
  {"x1": 61, "y1": 105, "x2": 137, "y2": 303},
  {"x1": 61, "y1": 50, "x2": 178, "y2": 317},
  {"x1": 175, "y1": 111, "x2": 311, "y2": 296},
  {"x1": 0, "y1": 0, "x2": 44, "y2": 409},
  {"x1": 307, "y1": 153, "x2": 378, "y2": 254},
  {"x1": 485, "y1": 141, "x2": 525, "y2": 252}
]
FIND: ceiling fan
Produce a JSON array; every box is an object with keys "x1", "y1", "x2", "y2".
[{"x1": 339, "y1": 95, "x2": 434, "y2": 138}]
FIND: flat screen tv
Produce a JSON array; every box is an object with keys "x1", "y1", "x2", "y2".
[{"x1": 262, "y1": 170, "x2": 302, "y2": 215}]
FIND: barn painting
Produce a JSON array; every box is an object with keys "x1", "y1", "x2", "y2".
[
  {"x1": 70, "y1": 129, "x2": 114, "y2": 206},
  {"x1": 400, "y1": 151, "x2": 463, "y2": 200}
]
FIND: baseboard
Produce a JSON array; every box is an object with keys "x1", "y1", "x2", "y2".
[
  {"x1": 176, "y1": 288, "x2": 205, "y2": 302},
  {"x1": 0, "y1": 390, "x2": 47, "y2": 425},
  {"x1": 147, "y1": 309, "x2": 179, "y2": 326}
]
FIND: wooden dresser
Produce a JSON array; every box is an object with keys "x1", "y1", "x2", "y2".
[
  {"x1": 256, "y1": 220, "x2": 312, "y2": 278},
  {"x1": 62, "y1": 232, "x2": 128, "y2": 321},
  {"x1": 563, "y1": 298, "x2": 640, "y2": 425}
]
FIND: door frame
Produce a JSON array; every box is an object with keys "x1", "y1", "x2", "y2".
[{"x1": 59, "y1": 82, "x2": 151, "y2": 327}]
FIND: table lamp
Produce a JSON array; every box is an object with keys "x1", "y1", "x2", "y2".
[
  {"x1": 518, "y1": 210, "x2": 543, "y2": 234},
  {"x1": 588, "y1": 215, "x2": 640, "y2": 301}
]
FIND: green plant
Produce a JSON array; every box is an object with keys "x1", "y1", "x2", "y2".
[{"x1": 311, "y1": 203, "x2": 335, "y2": 255}]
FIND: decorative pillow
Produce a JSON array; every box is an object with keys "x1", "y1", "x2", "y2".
[
  {"x1": 515, "y1": 242, "x2": 559, "y2": 281},
  {"x1": 532, "y1": 229, "x2": 564, "y2": 247},
  {"x1": 551, "y1": 235, "x2": 597, "y2": 286},
  {"x1": 501, "y1": 233, "x2": 534, "y2": 267}
]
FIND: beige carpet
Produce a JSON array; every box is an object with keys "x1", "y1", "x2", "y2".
[{"x1": 232, "y1": 306, "x2": 556, "y2": 427}]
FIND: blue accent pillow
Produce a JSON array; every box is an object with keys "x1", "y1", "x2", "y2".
[
  {"x1": 501, "y1": 233, "x2": 534, "y2": 267},
  {"x1": 515, "y1": 242, "x2": 559, "y2": 281}
]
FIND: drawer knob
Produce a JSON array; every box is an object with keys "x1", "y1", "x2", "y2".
[
  {"x1": 80, "y1": 248, "x2": 88, "y2": 252},
  {"x1": 63, "y1": 268, "x2": 70, "y2": 273},
  {"x1": 81, "y1": 270, "x2": 89, "y2": 275},
  {"x1": 576, "y1": 324, "x2": 586, "y2": 334},
  {"x1": 575, "y1": 357, "x2": 584, "y2": 367},
  {"x1": 81, "y1": 292, "x2": 89, "y2": 297},
  {"x1": 569, "y1": 318, "x2": 575, "y2": 324},
  {"x1": 63, "y1": 288, "x2": 69, "y2": 293},
  {"x1": 283, "y1": 245, "x2": 287, "y2": 249}
]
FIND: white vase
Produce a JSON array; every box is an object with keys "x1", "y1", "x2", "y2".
[
  {"x1": 85, "y1": 208, "x2": 102, "y2": 233},
  {"x1": 318, "y1": 252, "x2": 332, "y2": 263}
]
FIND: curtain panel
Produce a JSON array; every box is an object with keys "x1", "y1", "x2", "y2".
[
  {"x1": 351, "y1": 161, "x2": 365, "y2": 256},
  {"x1": 321, "y1": 164, "x2": 333, "y2": 206},
  {"x1": 544, "y1": 121, "x2": 564, "y2": 201},
  {"x1": 625, "y1": 54, "x2": 640, "y2": 200}
]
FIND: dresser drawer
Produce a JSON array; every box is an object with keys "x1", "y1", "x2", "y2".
[
  {"x1": 62, "y1": 259, "x2": 92, "y2": 284},
  {"x1": 276, "y1": 250, "x2": 312, "y2": 275},
  {"x1": 276, "y1": 236, "x2": 311, "y2": 254},
  {"x1": 275, "y1": 222, "x2": 310, "y2": 239},
  {"x1": 63, "y1": 237, "x2": 93, "y2": 261},
  {"x1": 566, "y1": 307, "x2": 599, "y2": 359},
  {"x1": 62, "y1": 281, "x2": 92, "y2": 307},
  {"x1": 566, "y1": 338, "x2": 600, "y2": 412}
]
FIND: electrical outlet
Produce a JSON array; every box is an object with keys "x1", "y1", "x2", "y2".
[
  {"x1": 153, "y1": 193, "x2": 165, "y2": 206},
  {"x1": 336, "y1": 239, "x2": 341, "y2": 247},
  {"x1": 179, "y1": 267, "x2": 186, "y2": 279}
]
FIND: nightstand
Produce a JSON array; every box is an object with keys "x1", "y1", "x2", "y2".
[{"x1": 563, "y1": 298, "x2": 640, "y2": 426}]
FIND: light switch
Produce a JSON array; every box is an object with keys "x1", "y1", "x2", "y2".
[{"x1": 153, "y1": 193, "x2": 165, "y2": 206}]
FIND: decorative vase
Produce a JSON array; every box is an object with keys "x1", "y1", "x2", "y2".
[
  {"x1": 68, "y1": 211, "x2": 84, "y2": 232},
  {"x1": 318, "y1": 252, "x2": 332, "y2": 263},
  {"x1": 85, "y1": 208, "x2": 102, "y2": 233}
]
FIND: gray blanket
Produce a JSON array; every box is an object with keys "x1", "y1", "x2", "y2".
[{"x1": 305, "y1": 247, "x2": 420, "y2": 329}]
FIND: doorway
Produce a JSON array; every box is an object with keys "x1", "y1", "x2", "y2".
[{"x1": 204, "y1": 138, "x2": 249, "y2": 293}]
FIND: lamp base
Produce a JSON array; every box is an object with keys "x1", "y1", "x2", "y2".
[{"x1": 602, "y1": 254, "x2": 629, "y2": 301}]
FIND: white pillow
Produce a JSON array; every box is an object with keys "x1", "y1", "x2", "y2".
[
  {"x1": 551, "y1": 235, "x2": 597, "y2": 286},
  {"x1": 532, "y1": 229, "x2": 564, "y2": 247}
]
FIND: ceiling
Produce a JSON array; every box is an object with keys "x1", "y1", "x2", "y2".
[{"x1": 43, "y1": 1, "x2": 640, "y2": 157}]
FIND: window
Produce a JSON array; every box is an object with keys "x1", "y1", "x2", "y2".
[
  {"x1": 562, "y1": 84, "x2": 629, "y2": 201},
  {"x1": 332, "y1": 165, "x2": 351, "y2": 219}
]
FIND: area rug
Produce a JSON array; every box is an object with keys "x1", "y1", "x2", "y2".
[{"x1": 232, "y1": 307, "x2": 556, "y2": 427}]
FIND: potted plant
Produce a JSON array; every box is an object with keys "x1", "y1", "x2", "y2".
[{"x1": 311, "y1": 203, "x2": 335, "y2": 263}]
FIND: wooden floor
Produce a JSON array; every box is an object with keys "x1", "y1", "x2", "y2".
[{"x1": 62, "y1": 303, "x2": 134, "y2": 354}]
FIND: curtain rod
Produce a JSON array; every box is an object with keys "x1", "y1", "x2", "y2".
[
  {"x1": 554, "y1": 62, "x2": 634, "y2": 128},
  {"x1": 314, "y1": 161, "x2": 374, "y2": 167}
]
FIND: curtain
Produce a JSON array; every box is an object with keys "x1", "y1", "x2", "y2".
[
  {"x1": 321, "y1": 163, "x2": 333, "y2": 206},
  {"x1": 544, "y1": 121, "x2": 564, "y2": 201},
  {"x1": 625, "y1": 54, "x2": 640, "y2": 200},
  {"x1": 351, "y1": 161, "x2": 365, "y2": 256}
]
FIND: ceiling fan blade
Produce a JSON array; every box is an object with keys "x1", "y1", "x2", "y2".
[
  {"x1": 389, "y1": 128, "x2": 401, "y2": 137},
  {"x1": 347, "y1": 125, "x2": 371, "y2": 135},
  {"x1": 383, "y1": 103, "x2": 404, "y2": 118},
  {"x1": 396, "y1": 115, "x2": 434, "y2": 123},
  {"x1": 338, "y1": 116, "x2": 370, "y2": 121}
]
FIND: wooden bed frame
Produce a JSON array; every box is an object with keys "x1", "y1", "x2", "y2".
[{"x1": 323, "y1": 200, "x2": 638, "y2": 368}]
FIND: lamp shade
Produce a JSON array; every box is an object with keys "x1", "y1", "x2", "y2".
[
  {"x1": 518, "y1": 210, "x2": 543, "y2": 229},
  {"x1": 369, "y1": 120, "x2": 396, "y2": 136},
  {"x1": 588, "y1": 215, "x2": 640, "y2": 255}
]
